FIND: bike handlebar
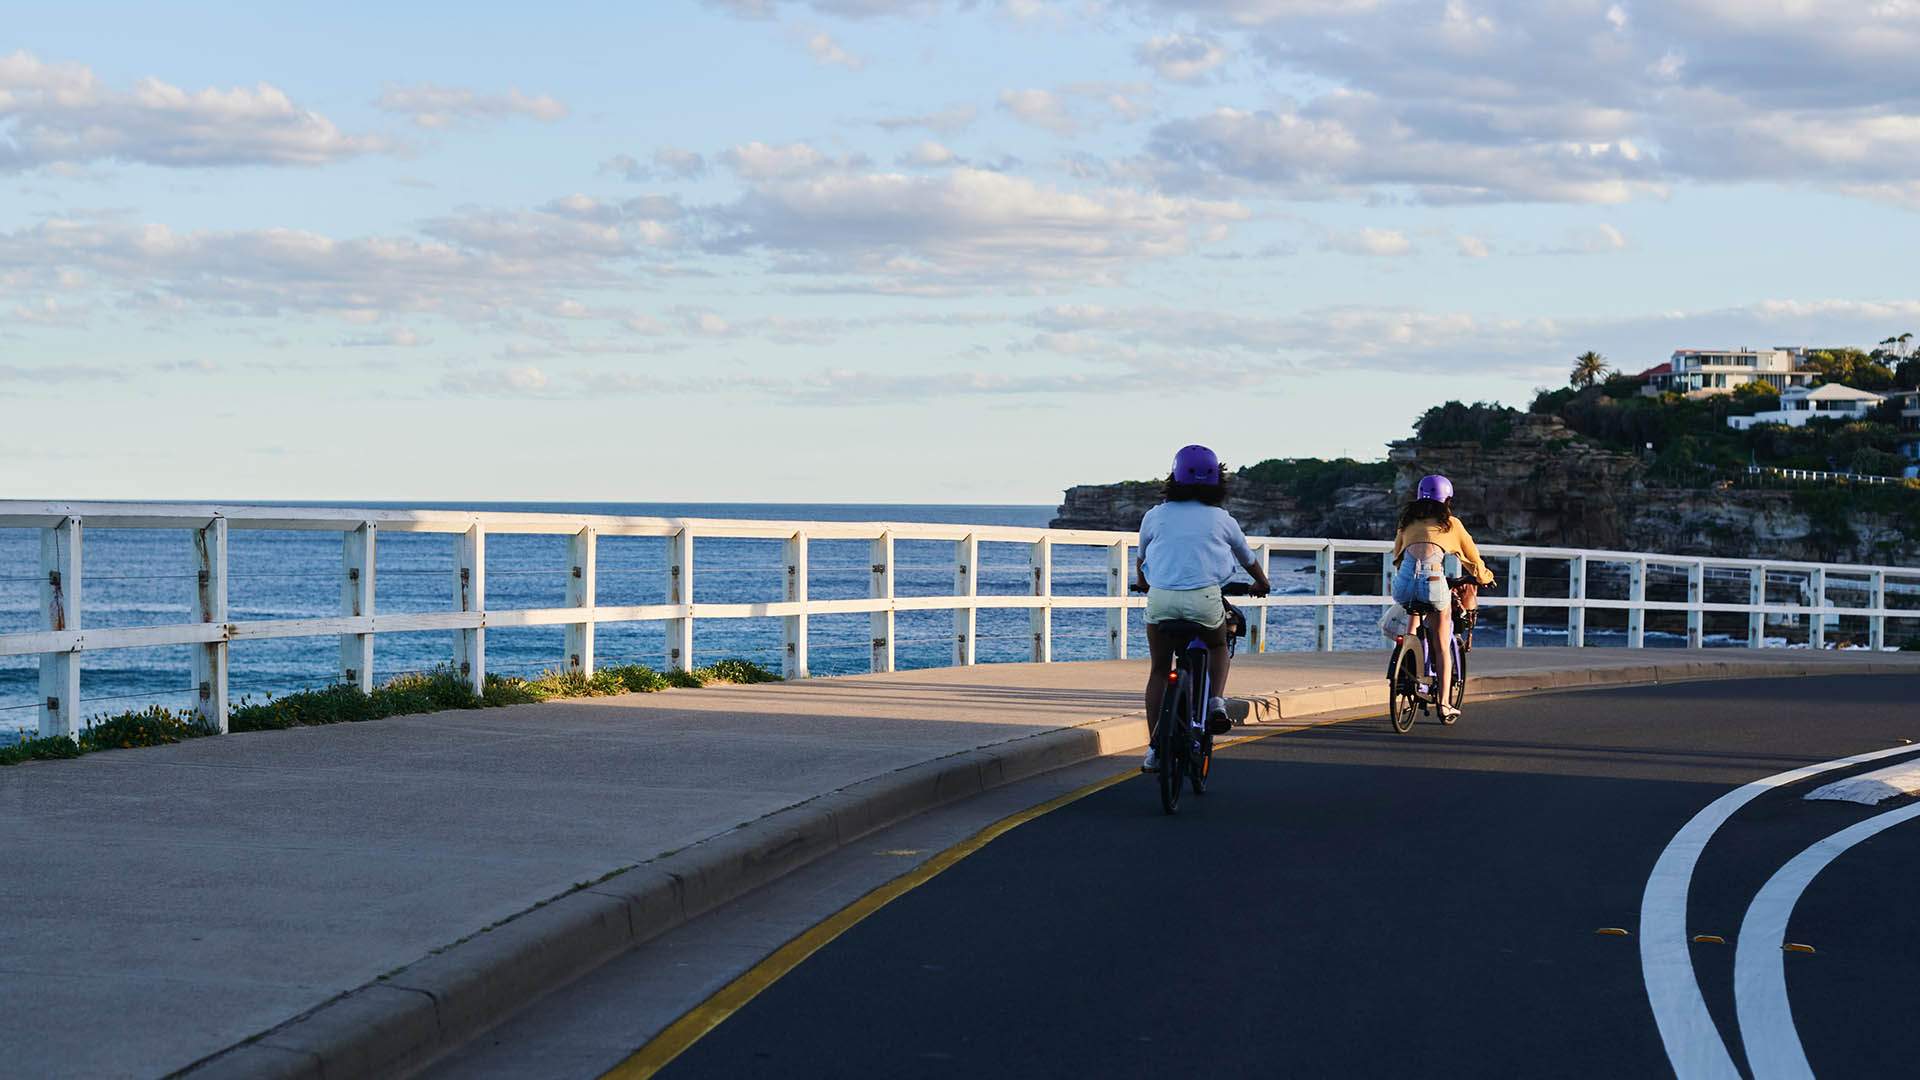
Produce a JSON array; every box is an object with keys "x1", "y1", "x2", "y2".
[{"x1": 1128, "y1": 581, "x2": 1270, "y2": 597}]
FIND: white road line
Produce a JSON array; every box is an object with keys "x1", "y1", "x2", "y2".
[
  {"x1": 1736, "y1": 800, "x2": 1920, "y2": 1080},
  {"x1": 1639, "y1": 742, "x2": 1920, "y2": 1080},
  {"x1": 1805, "y1": 759, "x2": 1920, "y2": 805}
]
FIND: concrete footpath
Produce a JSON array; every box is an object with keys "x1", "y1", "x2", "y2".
[{"x1": 2, "y1": 648, "x2": 1914, "y2": 1078}]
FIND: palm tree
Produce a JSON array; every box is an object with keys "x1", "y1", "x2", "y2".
[
  {"x1": 1899, "y1": 332, "x2": 1913, "y2": 358},
  {"x1": 1570, "y1": 350, "x2": 1610, "y2": 388}
]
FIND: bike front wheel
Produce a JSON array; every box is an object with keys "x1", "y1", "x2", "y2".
[{"x1": 1388, "y1": 646, "x2": 1420, "y2": 733}]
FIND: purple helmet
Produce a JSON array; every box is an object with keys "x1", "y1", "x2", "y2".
[
  {"x1": 1172, "y1": 444, "x2": 1221, "y2": 486},
  {"x1": 1416, "y1": 474, "x2": 1454, "y2": 503}
]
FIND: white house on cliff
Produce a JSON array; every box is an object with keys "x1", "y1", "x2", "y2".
[{"x1": 1726, "y1": 383, "x2": 1885, "y2": 430}]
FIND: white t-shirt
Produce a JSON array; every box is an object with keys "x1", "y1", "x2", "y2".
[{"x1": 1137, "y1": 501, "x2": 1255, "y2": 590}]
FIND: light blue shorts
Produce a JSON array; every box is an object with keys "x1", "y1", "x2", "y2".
[
  {"x1": 1392, "y1": 559, "x2": 1449, "y2": 608},
  {"x1": 1145, "y1": 585, "x2": 1226, "y2": 629}
]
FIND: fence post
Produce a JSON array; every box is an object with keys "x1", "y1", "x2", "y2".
[
  {"x1": 191, "y1": 517, "x2": 229, "y2": 733},
  {"x1": 567, "y1": 526, "x2": 596, "y2": 675},
  {"x1": 1106, "y1": 540, "x2": 1128, "y2": 660},
  {"x1": 1567, "y1": 554, "x2": 1586, "y2": 648},
  {"x1": 1869, "y1": 569, "x2": 1886, "y2": 652},
  {"x1": 1686, "y1": 561, "x2": 1704, "y2": 649},
  {"x1": 784, "y1": 531, "x2": 809, "y2": 679},
  {"x1": 341, "y1": 523, "x2": 374, "y2": 692},
  {"x1": 38, "y1": 516, "x2": 81, "y2": 739},
  {"x1": 1747, "y1": 565, "x2": 1765, "y2": 649},
  {"x1": 871, "y1": 532, "x2": 894, "y2": 673},
  {"x1": 1808, "y1": 566, "x2": 1826, "y2": 649},
  {"x1": 1315, "y1": 543, "x2": 1334, "y2": 652},
  {"x1": 1507, "y1": 554, "x2": 1528, "y2": 648},
  {"x1": 1030, "y1": 537, "x2": 1052, "y2": 662},
  {"x1": 667, "y1": 527, "x2": 692, "y2": 673},
  {"x1": 455, "y1": 524, "x2": 486, "y2": 694},
  {"x1": 1627, "y1": 558, "x2": 1645, "y2": 648},
  {"x1": 954, "y1": 534, "x2": 977, "y2": 666}
]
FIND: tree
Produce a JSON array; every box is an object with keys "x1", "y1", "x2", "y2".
[
  {"x1": 1804, "y1": 348, "x2": 1895, "y2": 391},
  {"x1": 1570, "y1": 350, "x2": 1610, "y2": 388}
]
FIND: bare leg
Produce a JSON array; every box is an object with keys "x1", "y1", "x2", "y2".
[
  {"x1": 1144, "y1": 624, "x2": 1174, "y2": 736},
  {"x1": 1433, "y1": 604, "x2": 1454, "y2": 707},
  {"x1": 1208, "y1": 636, "x2": 1231, "y2": 702}
]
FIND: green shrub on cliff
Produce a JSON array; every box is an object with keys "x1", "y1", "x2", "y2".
[
  {"x1": 1238, "y1": 457, "x2": 1394, "y2": 504},
  {"x1": 1414, "y1": 402, "x2": 1519, "y2": 447}
]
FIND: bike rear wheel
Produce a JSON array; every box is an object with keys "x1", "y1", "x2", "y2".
[
  {"x1": 1388, "y1": 645, "x2": 1420, "y2": 733},
  {"x1": 1158, "y1": 673, "x2": 1187, "y2": 814}
]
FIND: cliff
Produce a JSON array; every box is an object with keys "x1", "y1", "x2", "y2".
[{"x1": 1053, "y1": 415, "x2": 1920, "y2": 564}]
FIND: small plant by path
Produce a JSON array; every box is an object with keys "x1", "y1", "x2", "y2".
[
  {"x1": 0, "y1": 706, "x2": 218, "y2": 766},
  {"x1": 1, "y1": 659, "x2": 781, "y2": 765}
]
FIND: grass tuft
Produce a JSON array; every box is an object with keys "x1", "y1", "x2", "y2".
[{"x1": 6, "y1": 658, "x2": 782, "y2": 766}]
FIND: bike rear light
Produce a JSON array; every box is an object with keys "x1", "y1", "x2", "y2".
[{"x1": 1167, "y1": 671, "x2": 1179, "y2": 682}]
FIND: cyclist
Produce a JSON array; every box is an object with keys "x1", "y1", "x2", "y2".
[
  {"x1": 1135, "y1": 444, "x2": 1272, "y2": 772},
  {"x1": 1390, "y1": 474, "x2": 1495, "y2": 721}
]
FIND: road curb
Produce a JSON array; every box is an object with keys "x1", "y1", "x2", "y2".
[{"x1": 174, "y1": 656, "x2": 1913, "y2": 1078}]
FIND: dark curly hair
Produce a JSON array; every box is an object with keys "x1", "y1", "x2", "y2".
[
  {"x1": 1163, "y1": 464, "x2": 1230, "y2": 506},
  {"x1": 1397, "y1": 497, "x2": 1453, "y2": 532}
]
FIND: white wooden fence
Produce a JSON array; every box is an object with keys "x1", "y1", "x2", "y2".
[{"x1": 2, "y1": 501, "x2": 1916, "y2": 738}]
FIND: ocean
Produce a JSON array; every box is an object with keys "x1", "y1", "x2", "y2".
[{"x1": 0, "y1": 501, "x2": 1806, "y2": 731}]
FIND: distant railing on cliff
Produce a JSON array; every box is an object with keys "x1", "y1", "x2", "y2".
[
  {"x1": 1744, "y1": 465, "x2": 1915, "y2": 487},
  {"x1": 3, "y1": 501, "x2": 1918, "y2": 739},
  {"x1": 1635, "y1": 462, "x2": 1920, "y2": 492}
]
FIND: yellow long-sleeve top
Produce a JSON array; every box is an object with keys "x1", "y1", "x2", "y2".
[{"x1": 1392, "y1": 517, "x2": 1496, "y2": 586}]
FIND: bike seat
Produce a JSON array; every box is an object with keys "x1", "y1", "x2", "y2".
[{"x1": 1152, "y1": 619, "x2": 1214, "y2": 643}]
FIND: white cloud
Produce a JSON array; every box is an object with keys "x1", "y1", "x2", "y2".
[
  {"x1": 898, "y1": 140, "x2": 961, "y2": 167},
  {"x1": 704, "y1": 0, "x2": 938, "y2": 16},
  {"x1": 720, "y1": 140, "x2": 866, "y2": 180},
  {"x1": 999, "y1": 89, "x2": 1077, "y2": 135},
  {"x1": 805, "y1": 31, "x2": 866, "y2": 69},
  {"x1": 342, "y1": 327, "x2": 432, "y2": 347},
  {"x1": 374, "y1": 84, "x2": 568, "y2": 128},
  {"x1": 0, "y1": 50, "x2": 390, "y2": 171},
  {"x1": 440, "y1": 364, "x2": 553, "y2": 396},
  {"x1": 0, "y1": 209, "x2": 651, "y2": 329},
  {"x1": 873, "y1": 104, "x2": 977, "y2": 135},
  {"x1": 1149, "y1": 100, "x2": 1662, "y2": 204},
  {"x1": 1575, "y1": 222, "x2": 1626, "y2": 252},
  {"x1": 711, "y1": 166, "x2": 1248, "y2": 289},
  {"x1": 1323, "y1": 226, "x2": 1413, "y2": 256},
  {"x1": 1456, "y1": 234, "x2": 1491, "y2": 258},
  {"x1": 1136, "y1": 33, "x2": 1230, "y2": 82},
  {"x1": 601, "y1": 146, "x2": 709, "y2": 182},
  {"x1": 421, "y1": 195, "x2": 681, "y2": 258}
]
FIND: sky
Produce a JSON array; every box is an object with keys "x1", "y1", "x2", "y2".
[{"x1": 4, "y1": 0, "x2": 1919, "y2": 504}]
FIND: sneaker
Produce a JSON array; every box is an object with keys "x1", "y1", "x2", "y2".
[
  {"x1": 1141, "y1": 746, "x2": 1160, "y2": 772},
  {"x1": 1438, "y1": 704, "x2": 1461, "y2": 722},
  {"x1": 1206, "y1": 697, "x2": 1232, "y2": 735}
]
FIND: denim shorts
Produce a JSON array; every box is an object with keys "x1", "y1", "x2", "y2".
[{"x1": 1392, "y1": 559, "x2": 1449, "y2": 608}]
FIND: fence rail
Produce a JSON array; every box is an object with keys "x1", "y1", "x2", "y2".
[{"x1": 4, "y1": 501, "x2": 1918, "y2": 739}]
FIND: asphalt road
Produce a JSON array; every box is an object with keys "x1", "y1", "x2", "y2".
[{"x1": 655, "y1": 675, "x2": 1920, "y2": 1079}]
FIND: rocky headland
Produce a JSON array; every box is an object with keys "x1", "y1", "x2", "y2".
[{"x1": 1054, "y1": 415, "x2": 1920, "y2": 565}]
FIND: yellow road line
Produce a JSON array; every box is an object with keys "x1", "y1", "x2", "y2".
[{"x1": 601, "y1": 722, "x2": 1299, "y2": 1079}]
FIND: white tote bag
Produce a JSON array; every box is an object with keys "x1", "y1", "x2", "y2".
[{"x1": 1378, "y1": 602, "x2": 1411, "y2": 643}]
